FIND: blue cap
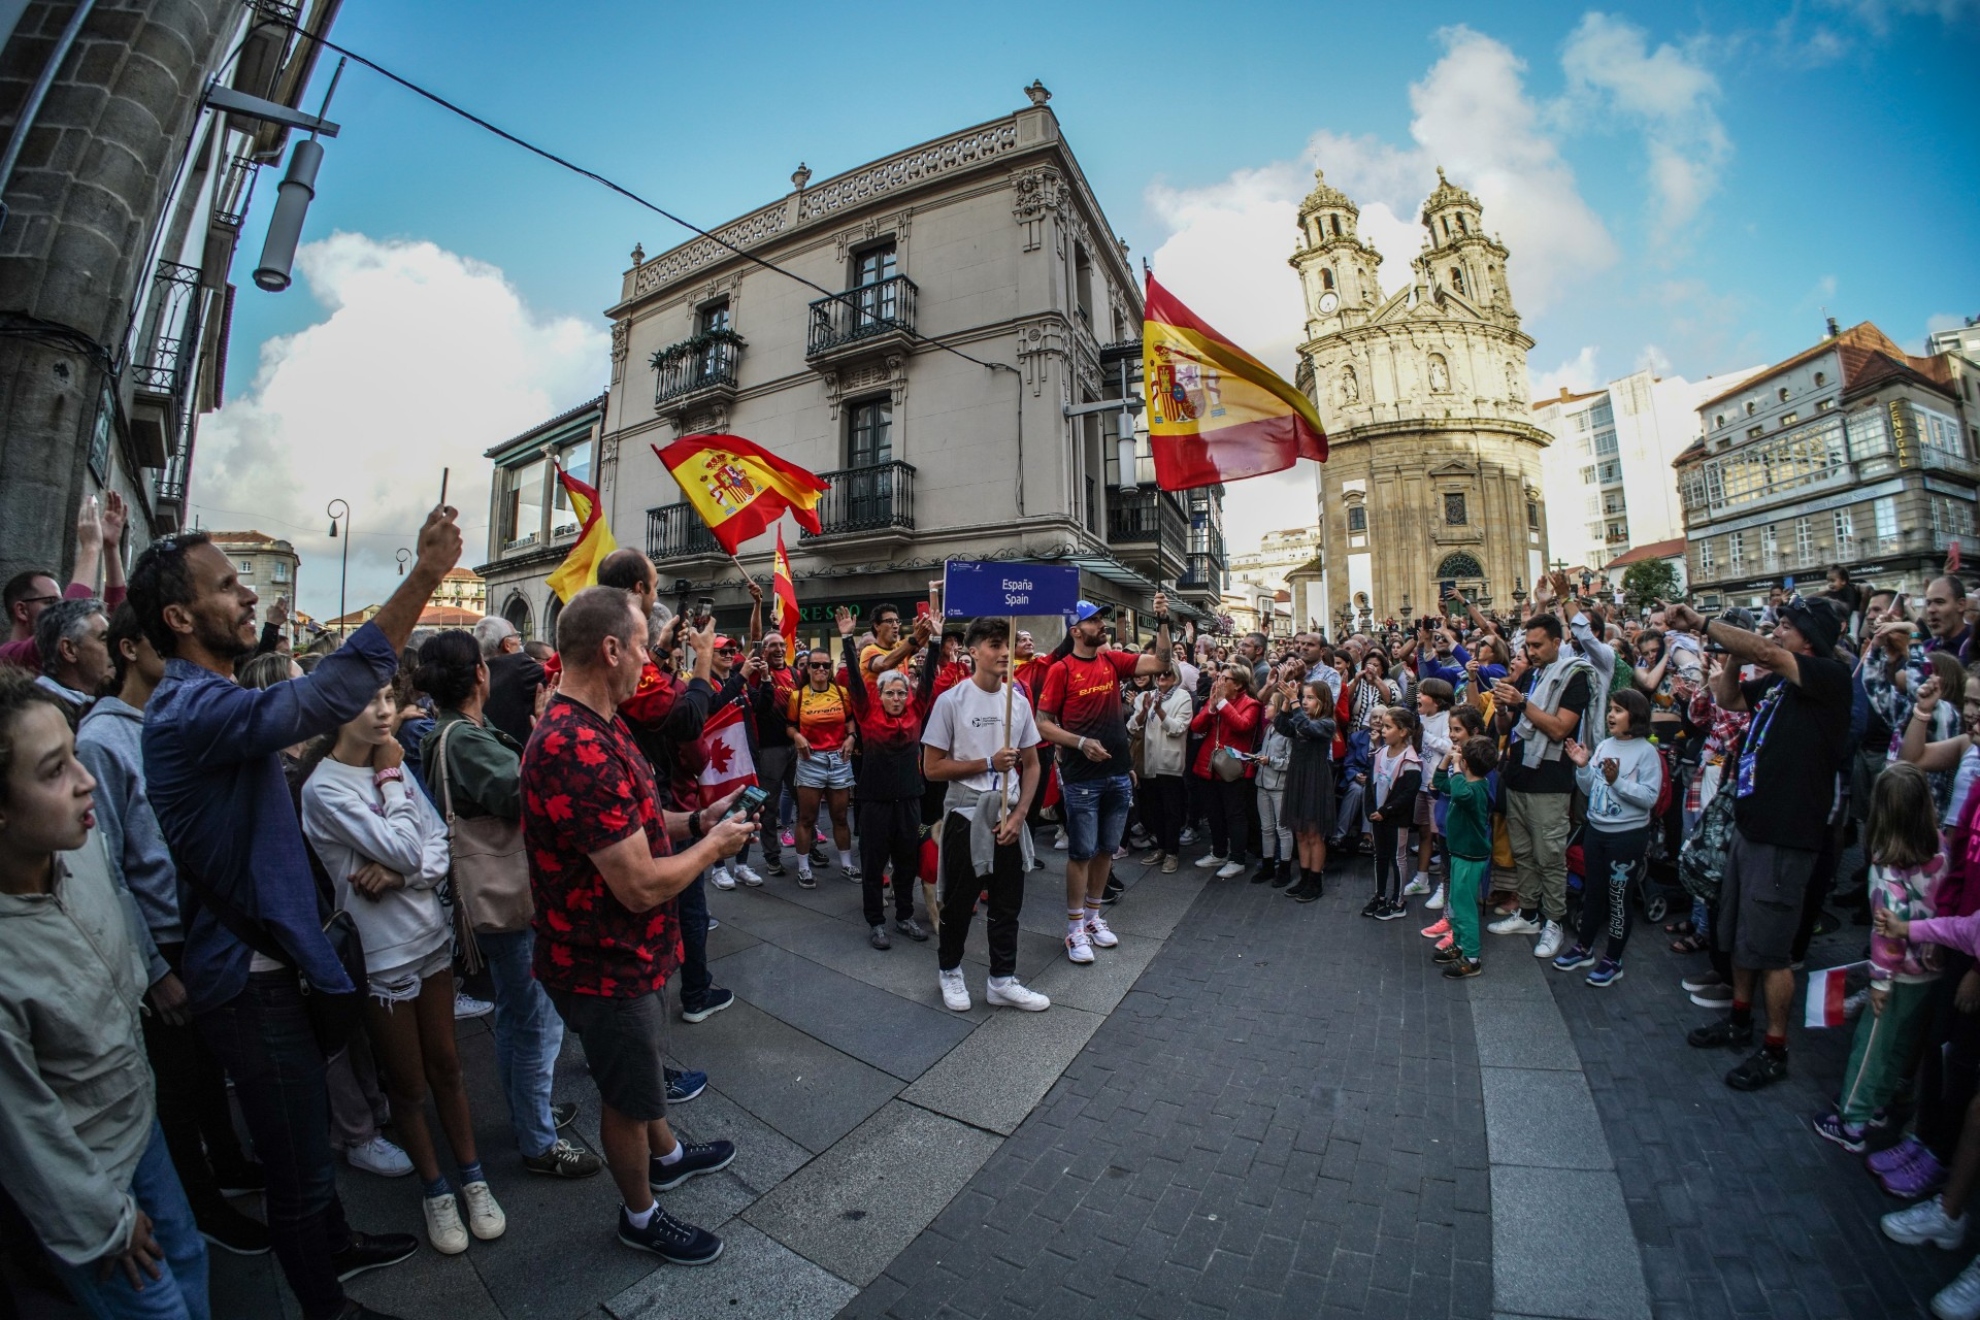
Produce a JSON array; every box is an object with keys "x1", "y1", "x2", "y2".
[{"x1": 1074, "y1": 600, "x2": 1104, "y2": 623}]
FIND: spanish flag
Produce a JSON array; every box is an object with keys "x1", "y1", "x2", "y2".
[
  {"x1": 653, "y1": 433, "x2": 830, "y2": 556},
  {"x1": 772, "y1": 525, "x2": 800, "y2": 652},
  {"x1": 544, "y1": 466, "x2": 618, "y2": 603},
  {"x1": 1143, "y1": 273, "x2": 1326, "y2": 490}
]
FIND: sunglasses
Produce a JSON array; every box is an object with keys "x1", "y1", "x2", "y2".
[{"x1": 807, "y1": 661, "x2": 831, "y2": 669}]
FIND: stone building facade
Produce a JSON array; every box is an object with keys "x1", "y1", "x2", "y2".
[
  {"x1": 480, "y1": 88, "x2": 1225, "y2": 646},
  {"x1": 0, "y1": 0, "x2": 338, "y2": 583},
  {"x1": 1290, "y1": 168, "x2": 1550, "y2": 631}
]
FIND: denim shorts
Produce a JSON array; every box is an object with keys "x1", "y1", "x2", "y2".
[
  {"x1": 1061, "y1": 773, "x2": 1134, "y2": 861},
  {"x1": 796, "y1": 749, "x2": 855, "y2": 790}
]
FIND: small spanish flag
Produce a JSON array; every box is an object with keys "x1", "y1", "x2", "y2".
[
  {"x1": 772, "y1": 525, "x2": 800, "y2": 652},
  {"x1": 544, "y1": 465, "x2": 618, "y2": 603},
  {"x1": 1143, "y1": 273, "x2": 1326, "y2": 490},
  {"x1": 653, "y1": 433, "x2": 829, "y2": 555}
]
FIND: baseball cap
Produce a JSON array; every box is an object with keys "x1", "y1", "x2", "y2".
[
  {"x1": 1073, "y1": 600, "x2": 1104, "y2": 623},
  {"x1": 713, "y1": 634, "x2": 738, "y2": 651}
]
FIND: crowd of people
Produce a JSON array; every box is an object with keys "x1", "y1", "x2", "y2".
[{"x1": 11, "y1": 488, "x2": 1980, "y2": 1317}]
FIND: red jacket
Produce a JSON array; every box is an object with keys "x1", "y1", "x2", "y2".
[{"x1": 1189, "y1": 692, "x2": 1262, "y2": 779}]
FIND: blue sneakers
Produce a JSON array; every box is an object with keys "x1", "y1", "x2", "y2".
[
  {"x1": 617, "y1": 1203, "x2": 722, "y2": 1266},
  {"x1": 679, "y1": 987, "x2": 734, "y2": 1024},
  {"x1": 1585, "y1": 958, "x2": 1624, "y2": 988},
  {"x1": 1551, "y1": 944, "x2": 1597, "y2": 973},
  {"x1": 650, "y1": 1139, "x2": 736, "y2": 1192},
  {"x1": 665, "y1": 1068, "x2": 708, "y2": 1104}
]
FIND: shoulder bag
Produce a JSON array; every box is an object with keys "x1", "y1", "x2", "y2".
[
  {"x1": 433, "y1": 719, "x2": 534, "y2": 970},
  {"x1": 1209, "y1": 704, "x2": 1248, "y2": 783}
]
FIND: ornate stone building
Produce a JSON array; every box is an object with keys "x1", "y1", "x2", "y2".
[{"x1": 1291, "y1": 168, "x2": 1551, "y2": 630}]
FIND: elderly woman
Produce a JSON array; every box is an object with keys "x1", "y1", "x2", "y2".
[{"x1": 1188, "y1": 662, "x2": 1263, "y2": 879}]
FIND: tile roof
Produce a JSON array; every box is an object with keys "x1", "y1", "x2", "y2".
[
  {"x1": 1605, "y1": 538, "x2": 1687, "y2": 569},
  {"x1": 1697, "y1": 322, "x2": 1956, "y2": 412}
]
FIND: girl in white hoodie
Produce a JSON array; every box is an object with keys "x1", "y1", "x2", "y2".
[{"x1": 301, "y1": 681, "x2": 506, "y2": 1257}]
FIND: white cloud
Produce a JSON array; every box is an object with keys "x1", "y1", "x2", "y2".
[
  {"x1": 1636, "y1": 344, "x2": 1673, "y2": 375},
  {"x1": 1819, "y1": 0, "x2": 1980, "y2": 33},
  {"x1": 1531, "y1": 346, "x2": 1603, "y2": 399},
  {"x1": 191, "y1": 233, "x2": 607, "y2": 621},
  {"x1": 1145, "y1": 164, "x2": 1307, "y2": 375},
  {"x1": 1560, "y1": 13, "x2": 1730, "y2": 237}
]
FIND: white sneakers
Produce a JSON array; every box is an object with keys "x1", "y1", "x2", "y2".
[
  {"x1": 1085, "y1": 914, "x2": 1119, "y2": 949},
  {"x1": 453, "y1": 991, "x2": 494, "y2": 1020},
  {"x1": 1403, "y1": 874, "x2": 1431, "y2": 897},
  {"x1": 461, "y1": 1181, "x2": 506, "y2": 1241},
  {"x1": 938, "y1": 968, "x2": 971, "y2": 1012},
  {"x1": 1066, "y1": 927, "x2": 1096, "y2": 964},
  {"x1": 1053, "y1": 829, "x2": 1069, "y2": 851},
  {"x1": 1533, "y1": 921, "x2": 1565, "y2": 960},
  {"x1": 1488, "y1": 911, "x2": 1543, "y2": 936},
  {"x1": 424, "y1": 1193, "x2": 470, "y2": 1254},
  {"x1": 1194, "y1": 853, "x2": 1223, "y2": 869},
  {"x1": 1885, "y1": 1195, "x2": 1969, "y2": 1249},
  {"x1": 345, "y1": 1135, "x2": 413, "y2": 1178},
  {"x1": 1425, "y1": 882, "x2": 1448, "y2": 911},
  {"x1": 1067, "y1": 913, "x2": 1121, "y2": 963},
  {"x1": 733, "y1": 863, "x2": 764, "y2": 888},
  {"x1": 1215, "y1": 860, "x2": 1245, "y2": 880},
  {"x1": 986, "y1": 977, "x2": 1051, "y2": 1011},
  {"x1": 711, "y1": 865, "x2": 737, "y2": 891},
  {"x1": 1935, "y1": 1253, "x2": 1980, "y2": 1320}
]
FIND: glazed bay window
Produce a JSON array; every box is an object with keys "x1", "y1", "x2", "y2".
[
  {"x1": 503, "y1": 458, "x2": 547, "y2": 549},
  {"x1": 1875, "y1": 496, "x2": 1900, "y2": 551},
  {"x1": 1683, "y1": 416, "x2": 1848, "y2": 518},
  {"x1": 551, "y1": 440, "x2": 595, "y2": 539}
]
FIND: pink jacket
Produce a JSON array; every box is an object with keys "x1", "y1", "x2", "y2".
[{"x1": 1870, "y1": 854, "x2": 1947, "y2": 984}]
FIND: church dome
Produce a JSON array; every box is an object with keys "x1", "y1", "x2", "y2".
[
  {"x1": 1420, "y1": 166, "x2": 1479, "y2": 220},
  {"x1": 1298, "y1": 168, "x2": 1357, "y2": 219}
]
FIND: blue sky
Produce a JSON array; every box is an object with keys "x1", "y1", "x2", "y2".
[{"x1": 199, "y1": 0, "x2": 1980, "y2": 617}]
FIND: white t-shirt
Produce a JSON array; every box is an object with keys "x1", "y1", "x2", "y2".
[{"x1": 923, "y1": 678, "x2": 1040, "y2": 808}]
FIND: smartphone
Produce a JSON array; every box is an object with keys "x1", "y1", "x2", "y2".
[
  {"x1": 695, "y1": 596, "x2": 715, "y2": 625},
  {"x1": 719, "y1": 785, "x2": 768, "y2": 822},
  {"x1": 915, "y1": 601, "x2": 932, "y2": 620}
]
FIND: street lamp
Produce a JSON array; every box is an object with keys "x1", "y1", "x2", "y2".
[
  {"x1": 326, "y1": 498, "x2": 350, "y2": 641},
  {"x1": 396, "y1": 548, "x2": 411, "y2": 576}
]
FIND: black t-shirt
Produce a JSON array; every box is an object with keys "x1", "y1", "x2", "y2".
[
  {"x1": 1732, "y1": 653, "x2": 1852, "y2": 850},
  {"x1": 1502, "y1": 669, "x2": 1591, "y2": 796}
]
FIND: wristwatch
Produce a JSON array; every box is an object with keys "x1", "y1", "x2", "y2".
[
  {"x1": 687, "y1": 810, "x2": 705, "y2": 840},
  {"x1": 373, "y1": 766, "x2": 404, "y2": 787}
]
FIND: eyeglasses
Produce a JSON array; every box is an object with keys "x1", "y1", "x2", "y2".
[{"x1": 15, "y1": 593, "x2": 59, "y2": 609}]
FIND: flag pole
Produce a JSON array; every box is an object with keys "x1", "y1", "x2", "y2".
[{"x1": 999, "y1": 612, "x2": 1014, "y2": 823}]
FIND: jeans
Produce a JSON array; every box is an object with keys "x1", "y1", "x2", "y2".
[
  {"x1": 141, "y1": 944, "x2": 250, "y2": 1223},
  {"x1": 937, "y1": 812, "x2": 1025, "y2": 977},
  {"x1": 478, "y1": 927, "x2": 564, "y2": 1157},
  {"x1": 1141, "y1": 774, "x2": 1185, "y2": 854},
  {"x1": 50, "y1": 1123, "x2": 209, "y2": 1320},
  {"x1": 757, "y1": 746, "x2": 795, "y2": 862},
  {"x1": 858, "y1": 797, "x2": 922, "y2": 927},
  {"x1": 1572, "y1": 824, "x2": 1650, "y2": 960},
  {"x1": 196, "y1": 972, "x2": 352, "y2": 1320},
  {"x1": 676, "y1": 874, "x2": 713, "y2": 1010},
  {"x1": 1061, "y1": 773, "x2": 1133, "y2": 862},
  {"x1": 1505, "y1": 789, "x2": 1572, "y2": 922}
]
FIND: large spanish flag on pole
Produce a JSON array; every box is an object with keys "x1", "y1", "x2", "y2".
[
  {"x1": 653, "y1": 434, "x2": 830, "y2": 556},
  {"x1": 771, "y1": 525, "x2": 800, "y2": 652},
  {"x1": 544, "y1": 465, "x2": 618, "y2": 603},
  {"x1": 1143, "y1": 273, "x2": 1327, "y2": 490}
]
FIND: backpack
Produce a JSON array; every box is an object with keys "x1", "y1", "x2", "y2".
[
  {"x1": 1612, "y1": 652, "x2": 1637, "y2": 714},
  {"x1": 1678, "y1": 753, "x2": 1735, "y2": 902}
]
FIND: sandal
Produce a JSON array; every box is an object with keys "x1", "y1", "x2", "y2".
[
  {"x1": 1670, "y1": 931, "x2": 1709, "y2": 954},
  {"x1": 1663, "y1": 918, "x2": 1694, "y2": 936}
]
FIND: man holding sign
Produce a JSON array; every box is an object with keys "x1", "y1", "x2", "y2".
[{"x1": 1036, "y1": 593, "x2": 1176, "y2": 966}]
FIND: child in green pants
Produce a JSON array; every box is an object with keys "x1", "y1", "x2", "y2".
[{"x1": 1432, "y1": 737, "x2": 1500, "y2": 979}]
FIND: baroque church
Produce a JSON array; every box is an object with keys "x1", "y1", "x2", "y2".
[{"x1": 1291, "y1": 168, "x2": 1552, "y2": 632}]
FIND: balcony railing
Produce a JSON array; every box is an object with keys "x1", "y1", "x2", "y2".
[
  {"x1": 653, "y1": 333, "x2": 742, "y2": 408},
  {"x1": 1106, "y1": 487, "x2": 1188, "y2": 550},
  {"x1": 131, "y1": 260, "x2": 202, "y2": 398},
  {"x1": 646, "y1": 502, "x2": 723, "y2": 561},
  {"x1": 807, "y1": 276, "x2": 917, "y2": 358},
  {"x1": 800, "y1": 461, "x2": 915, "y2": 540},
  {"x1": 1180, "y1": 552, "x2": 1224, "y2": 592}
]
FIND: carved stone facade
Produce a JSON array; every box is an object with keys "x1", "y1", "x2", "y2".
[{"x1": 1291, "y1": 168, "x2": 1550, "y2": 626}]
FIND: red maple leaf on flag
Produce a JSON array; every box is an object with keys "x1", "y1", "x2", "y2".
[{"x1": 706, "y1": 738, "x2": 735, "y2": 776}]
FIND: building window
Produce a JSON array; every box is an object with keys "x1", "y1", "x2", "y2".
[
  {"x1": 1728, "y1": 531, "x2": 1744, "y2": 572},
  {"x1": 1848, "y1": 410, "x2": 1892, "y2": 461},
  {"x1": 551, "y1": 439, "x2": 596, "y2": 537},
  {"x1": 1073, "y1": 243, "x2": 1094, "y2": 329},
  {"x1": 1321, "y1": 267, "x2": 1334, "y2": 291},
  {"x1": 1700, "y1": 539, "x2": 1714, "y2": 575},
  {"x1": 1835, "y1": 507, "x2": 1855, "y2": 553},
  {"x1": 847, "y1": 397, "x2": 892, "y2": 468},
  {"x1": 1527, "y1": 499, "x2": 1540, "y2": 531},
  {"x1": 1714, "y1": 414, "x2": 1725, "y2": 430},
  {"x1": 851, "y1": 242, "x2": 898, "y2": 329},
  {"x1": 1875, "y1": 495, "x2": 1900, "y2": 547},
  {"x1": 1746, "y1": 400, "x2": 1757, "y2": 416},
  {"x1": 1762, "y1": 525, "x2": 1778, "y2": 570},
  {"x1": 1597, "y1": 459, "x2": 1622, "y2": 483},
  {"x1": 237, "y1": 559, "x2": 253, "y2": 574},
  {"x1": 1449, "y1": 267, "x2": 1466, "y2": 296},
  {"x1": 1795, "y1": 517, "x2": 1812, "y2": 563},
  {"x1": 1814, "y1": 371, "x2": 1826, "y2": 387},
  {"x1": 1347, "y1": 505, "x2": 1367, "y2": 533},
  {"x1": 88, "y1": 391, "x2": 112, "y2": 484},
  {"x1": 1778, "y1": 387, "x2": 1790, "y2": 403},
  {"x1": 273, "y1": 561, "x2": 290, "y2": 583},
  {"x1": 1780, "y1": 412, "x2": 1798, "y2": 427},
  {"x1": 1817, "y1": 398, "x2": 1834, "y2": 412},
  {"x1": 1747, "y1": 425, "x2": 1764, "y2": 439},
  {"x1": 503, "y1": 458, "x2": 546, "y2": 547},
  {"x1": 1444, "y1": 492, "x2": 1467, "y2": 525}
]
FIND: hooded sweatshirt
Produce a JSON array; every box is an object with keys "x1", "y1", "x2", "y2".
[
  {"x1": 301, "y1": 758, "x2": 452, "y2": 973},
  {"x1": 75, "y1": 695, "x2": 176, "y2": 982}
]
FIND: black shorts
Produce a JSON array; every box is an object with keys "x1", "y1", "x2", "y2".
[
  {"x1": 547, "y1": 987, "x2": 670, "y2": 1122},
  {"x1": 1716, "y1": 832, "x2": 1817, "y2": 972}
]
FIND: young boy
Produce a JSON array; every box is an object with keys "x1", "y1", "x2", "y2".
[{"x1": 1432, "y1": 736, "x2": 1499, "y2": 979}]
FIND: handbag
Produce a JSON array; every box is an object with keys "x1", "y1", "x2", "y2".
[
  {"x1": 1209, "y1": 714, "x2": 1248, "y2": 783},
  {"x1": 432, "y1": 719, "x2": 534, "y2": 969}
]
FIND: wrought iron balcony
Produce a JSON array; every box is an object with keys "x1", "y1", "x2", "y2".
[
  {"x1": 1106, "y1": 487, "x2": 1188, "y2": 549},
  {"x1": 1179, "y1": 551, "x2": 1224, "y2": 592},
  {"x1": 799, "y1": 461, "x2": 915, "y2": 543},
  {"x1": 652, "y1": 331, "x2": 743, "y2": 411},
  {"x1": 646, "y1": 502, "x2": 724, "y2": 562},
  {"x1": 131, "y1": 260, "x2": 203, "y2": 398},
  {"x1": 806, "y1": 276, "x2": 917, "y2": 361}
]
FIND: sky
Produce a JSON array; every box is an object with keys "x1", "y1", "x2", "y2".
[{"x1": 190, "y1": 0, "x2": 1980, "y2": 620}]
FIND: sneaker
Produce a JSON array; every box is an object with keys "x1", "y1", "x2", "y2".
[
  {"x1": 986, "y1": 977, "x2": 1051, "y2": 1011},
  {"x1": 1361, "y1": 895, "x2": 1386, "y2": 918},
  {"x1": 1934, "y1": 1253, "x2": 1980, "y2": 1320},
  {"x1": 1687, "y1": 1017, "x2": 1755, "y2": 1049},
  {"x1": 1884, "y1": 1195, "x2": 1969, "y2": 1249},
  {"x1": 1085, "y1": 913, "x2": 1119, "y2": 948},
  {"x1": 650, "y1": 1139, "x2": 737, "y2": 1191},
  {"x1": 1053, "y1": 829, "x2": 1069, "y2": 851},
  {"x1": 797, "y1": 867, "x2": 816, "y2": 889},
  {"x1": 1871, "y1": 1135, "x2": 1931, "y2": 1175},
  {"x1": 1374, "y1": 899, "x2": 1408, "y2": 922},
  {"x1": 666, "y1": 1068, "x2": 708, "y2": 1103},
  {"x1": 1585, "y1": 959, "x2": 1624, "y2": 988},
  {"x1": 1403, "y1": 875, "x2": 1431, "y2": 897},
  {"x1": 1066, "y1": 927, "x2": 1095, "y2": 964},
  {"x1": 454, "y1": 990, "x2": 494, "y2": 1021},
  {"x1": 1489, "y1": 912, "x2": 1543, "y2": 936},
  {"x1": 1141, "y1": 848, "x2": 1165, "y2": 866},
  {"x1": 1533, "y1": 921, "x2": 1565, "y2": 960},
  {"x1": 1421, "y1": 917, "x2": 1451, "y2": 939},
  {"x1": 1215, "y1": 860, "x2": 1246, "y2": 880},
  {"x1": 1196, "y1": 853, "x2": 1225, "y2": 869},
  {"x1": 1435, "y1": 932, "x2": 1454, "y2": 951},
  {"x1": 345, "y1": 1135, "x2": 414, "y2": 1178},
  {"x1": 1161, "y1": 854, "x2": 1180, "y2": 874},
  {"x1": 332, "y1": 1230, "x2": 420, "y2": 1282},
  {"x1": 551, "y1": 1100, "x2": 578, "y2": 1129},
  {"x1": 734, "y1": 864, "x2": 763, "y2": 887},
  {"x1": 680, "y1": 987, "x2": 734, "y2": 1024},
  {"x1": 522, "y1": 1139, "x2": 604, "y2": 1179},
  {"x1": 781, "y1": 829, "x2": 795, "y2": 848},
  {"x1": 1426, "y1": 882, "x2": 1448, "y2": 911},
  {"x1": 198, "y1": 1205, "x2": 272, "y2": 1256},
  {"x1": 895, "y1": 916, "x2": 930, "y2": 942},
  {"x1": 1689, "y1": 982, "x2": 1734, "y2": 1009},
  {"x1": 871, "y1": 924, "x2": 893, "y2": 950},
  {"x1": 1552, "y1": 944, "x2": 1597, "y2": 973},
  {"x1": 1811, "y1": 1109, "x2": 1870, "y2": 1154},
  {"x1": 809, "y1": 846, "x2": 830, "y2": 867},
  {"x1": 1179, "y1": 826, "x2": 1197, "y2": 845},
  {"x1": 618, "y1": 1203, "x2": 723, "y2": 1267},
  {"x1": 1725, "y1": 1047, "x2": 1789, "y2": 1091},
  {"x1": 1883, "y1": 1146, "x2": 1950, "y2": 1201},
  {"x1": 711, "y1": 866, "x2": 736, "y2": 891},
  {"x1": 1443, "y1": 956, "x2": 1482, "y2": 979},
  {"x1": 423, "y1": 1193, "x2": 470, "y2": 1255},
  {"x1": 939, "y1": 967, "x2": 971, "y2": 1012},
  {"x1": 1433, "y1": 944, "x2": 1460, "y2": 964},
  {"x1": 1681, "y1": 969, "x2": 1725, "y2": 994},
  {"x1": 1101, "y1": 877, "x2": 1125, "y2": 905},
  {"x1": 1113, "y1": 845, "x2": 1130, "y2": 860},
  {"x1": 461, "y1": 1181, "x2": 506, "y2": 1241},
  {"x1": 763, "y1": 858, "x2": 787, "y2": 877}
]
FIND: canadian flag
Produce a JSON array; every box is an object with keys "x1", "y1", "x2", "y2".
[
  {"x1": 696, "y1": 698, "x2": 758, "y2": 806},
  {"x1": 1805, "y1": 960, "x2": 1870, "y2": 1029}
]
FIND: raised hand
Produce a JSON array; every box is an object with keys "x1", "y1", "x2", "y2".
[{"x1": 415, "y1": 503, "x2": 464, "y2": 578}]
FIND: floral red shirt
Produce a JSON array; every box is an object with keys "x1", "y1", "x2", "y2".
[{"x1": 521, "y1": 694, "x2": 681, "y2": 998}]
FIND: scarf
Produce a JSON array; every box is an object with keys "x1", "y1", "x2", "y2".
[{"x1": 1515, "y1": 652, "x2": 1594, "y2": 770}]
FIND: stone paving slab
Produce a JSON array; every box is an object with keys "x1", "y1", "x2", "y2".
[
  {"x1": 1490, "y1": 1165, "x2": 1649, "y2": 1320},
  {"x1": 742, "y1": 1100, "x2": 1002, "y2": 1286},
  {"x1": 604, "y1": 1221, "x2": 858, "y2": 1320},
  {"x1": 1479, "y1": 1066, "x2": 1614, "y2": 1173},
  {"x1": 1469, "y1": 991, "x2": 1583, "y2": 1071},
  {"x1": 899, "y1": 1002, "x2": 1107, "y2": 1136}
]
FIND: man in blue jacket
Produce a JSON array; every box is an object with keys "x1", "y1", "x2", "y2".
[{"x1": 135, "y1": 506, "x2": 462, "y2": 1320}]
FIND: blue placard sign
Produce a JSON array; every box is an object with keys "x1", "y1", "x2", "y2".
[{"x1": 943, "y1": 560, "x2": 1080, "y2": 620}]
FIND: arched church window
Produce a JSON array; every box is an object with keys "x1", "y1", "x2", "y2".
[
  {"x1": 1449, "y1": 268, "x2": 1466, "y2": 296},
  {"x1": 1330, "y1": 215, "x2": 1342, "y2": 237},
  {"x1": 1321, "y1": 268, "x2": 1335, "y2": 291},
  {"x1": 1436, "y1": 552, "x2": 1483, "y2": 580}
]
